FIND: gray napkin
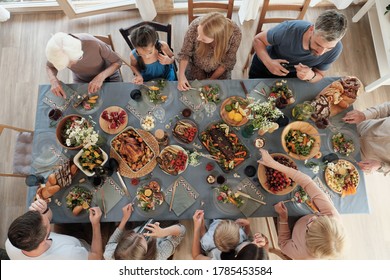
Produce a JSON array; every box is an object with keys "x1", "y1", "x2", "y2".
[
  {"x1": 179, "y1": 80, "x2": 204, "y2": 112},
  {"x1": 94, "y1": 178, "x2": 124, "y2": 214},
  {"x1": 42, "y1": 82, "x2": 77, "y2": 111},
  {"x1": 238, "y1": 177, "x2": 265, "y2": 217},
  {"x1": 248, "y1": 81, "x2": 270, "y2": 101},
  {"x1": 126, "y1": 98, "x2": 153, "y2": 120},
  {"x1": 165, "y1": 176, "x2": 199, "y2": 217}
]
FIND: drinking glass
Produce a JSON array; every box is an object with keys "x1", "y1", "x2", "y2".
[
  {"x1": 25, "y1": 174, "x2": 45, "y2": 187},
  {"x1": 193, "y1": 110, "x2": 204, "y2": 122},
  {"x1": 48, "y1": 108, "x2": 62, "y2": 127},
  {"x1": 204, "y1": 102, "x2": 217, "y2": 117},
  {"x1": 152, "y1": 106, "x2": 166, "y2": 123},
  {"x1": 292, "y1": 101, "x2": 314, "y2": 121}
]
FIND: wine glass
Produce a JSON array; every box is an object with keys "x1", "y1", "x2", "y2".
[
  {"x1": 204, "y1": 102, "x2": 217, "y2": 117},
  {"x1": 152, "y1": 106, "x2": 166, "y2": 123}
]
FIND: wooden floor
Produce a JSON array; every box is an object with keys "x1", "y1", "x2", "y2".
[{"x1": 1, "y1": 5, "x2": 390, "y2": 260}]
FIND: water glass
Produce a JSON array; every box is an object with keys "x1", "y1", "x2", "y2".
[
  {"x1": 25, "y1": 174, "x2": 45, "y2": 187},
  {"x1": 204, "y1": 102, "x2": 217, "y2": 117},
  {"x1": 152, "y1": 106, "x2": 166, "y2": 123}
]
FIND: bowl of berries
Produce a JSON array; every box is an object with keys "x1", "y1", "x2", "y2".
[
  {"x1": 257, "y1": 153, "x2": 298, "y2": 195},
  {"x1": 99, "y1": 106, "x2": 128, "y2": 134}
]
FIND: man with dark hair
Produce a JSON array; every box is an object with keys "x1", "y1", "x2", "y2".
[
  {"x1": 249, "y1": 10, "x2": 348, "y2": 83},
  {"x1": 5, "y1": 198, "x2": 103, "y2": 260}
]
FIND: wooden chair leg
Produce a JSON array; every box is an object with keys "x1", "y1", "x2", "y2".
[{"x1": 0, "y1": 173, "x2": 28, "y2": 178}]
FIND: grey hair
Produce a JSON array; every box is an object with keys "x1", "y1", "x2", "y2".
[
  {"x1": 45, "y1": 32, "x2": 83, "y2": 70},
  {"x1": 314, "y1": 10, "x2": 348, "y2": 42}
]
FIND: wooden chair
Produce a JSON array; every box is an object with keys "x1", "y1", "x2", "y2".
[
  {"x1": 0, "y1": 124, "x2": 34, "y2": 178},
  {"x1": 119, "y1": 21, "x2": 178, "y2": 77},
  {"x1": 94, "y1": 34, "x2": 128, "y2": 80},
  {"x1": 242, "y1": 0, "x2": 311, "y2": 75},
  {"x1": 264, "y1": 217, "x2": 292, "y2": 260},
  {"x1": 188, "y1": 0, "x2": 234, "y2": 24}
]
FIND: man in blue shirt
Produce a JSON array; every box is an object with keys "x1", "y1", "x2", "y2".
[{"x1": 249, "y1": 10, "x2": 347, "y2": 83}]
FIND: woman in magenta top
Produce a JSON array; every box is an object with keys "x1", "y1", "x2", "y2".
[{"x1": 258, "y1": 149, "x2": 346, "y2": 260}]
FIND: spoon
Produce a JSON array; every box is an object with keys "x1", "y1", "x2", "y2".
[{"x1": 108, "y1": 158, "x2": 130, "y2": 197}]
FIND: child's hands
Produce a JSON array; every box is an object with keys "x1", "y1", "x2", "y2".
[
  {"x1": 158, "y1": 53, "x2": 173, "y2": 65},
  {"x1": 133, "y1": 75, "x2": 143, "y2": 85}
]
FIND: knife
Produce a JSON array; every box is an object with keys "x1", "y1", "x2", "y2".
[
  {"x1": 236, "y1": 191, "x2": 266, "y2": 205},
  {"x1": 169, "y1": 180, "x2": 178, "y2": 212},
  {"x1": 116, "y1": 172, "x2": 130, "y2": 197},
  {"x1": 240, "y1": 81, "x2": 249, "y2": 98}
]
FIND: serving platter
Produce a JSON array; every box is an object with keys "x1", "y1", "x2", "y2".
[
  {"x1": 324, "y1": 159, "x2": 359, "y2": 197},
  {"x1": 99, "y1": 106, "x2": 128, "y2": 135},
  {"x1": 220, "y1": 96, "x2": 250, "y2": 127}
]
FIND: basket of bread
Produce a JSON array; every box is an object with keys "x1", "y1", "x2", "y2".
[{"x1": 311, "y1": 76, "x2": 363, "y2": 129}]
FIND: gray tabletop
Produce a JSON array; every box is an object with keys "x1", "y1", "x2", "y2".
[{"x1": 28, "y1": 78, "x2": 369, "y2": 223}]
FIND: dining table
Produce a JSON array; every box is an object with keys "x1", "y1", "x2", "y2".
[{"x1": 27, "y1": 77, "x2": 370, "y2": 223}]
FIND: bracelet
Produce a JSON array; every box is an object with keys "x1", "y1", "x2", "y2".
[
  {"x1": 279, "y1": 221, "x2": 288, "y2": 225},
  {"x1": 42, "y1": 207, "x2": 49, "y2": 214},
  {"x1": 306, "y1": 71, "x2": 316, "y2": 82}
]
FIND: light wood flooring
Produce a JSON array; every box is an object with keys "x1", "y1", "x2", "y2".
[{"x1": 1, "y1": 5, "x2": 390, "y2": 260}]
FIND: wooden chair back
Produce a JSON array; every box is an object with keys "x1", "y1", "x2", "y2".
[
  {"x1": 265, "y1": 217, "x2": 292, "y2": 260},
  {"x1": 242, "y1": 0, "x2": 311, "y2": 75},
  {"x1": 188, "y1": 0, "x2": 234, "y2": 24}
]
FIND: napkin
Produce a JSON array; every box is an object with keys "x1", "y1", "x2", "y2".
[
  {"x1": 238, "y1": 177, "x2": 265, "y2": 217},
  {"x1": 179, "y1": 80, "x2": 204, "y2": 112},
  {"x1": 126, "y1": 98, "x2": 153, "y2": 120},
  {"x1": 42, "y1": 82, "x2": 77, "y2": 111},
  {"x1": 248, "y1": 81, "x2": 270, "y2": 101},
  {"x1": 94, "y1": 178, "x2": 124, "y2": 214},
  {"x1": 313, "y1": 176, "x2": 334, "y2": 203},
  {"x1": 164, "y1": 176, "x2": 199, "y2": 217}
]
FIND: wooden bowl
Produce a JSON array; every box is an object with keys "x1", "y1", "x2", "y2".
[
  {"x1": 220, "y1": 96, "x2": 250, "y2": 127},
  {"x1": 99, "y1": 106, "x2": 128, "y2": 135},
  {"x1": 55, "y1": 114, "x2": 85, "y2": 150},
  {"x1": 257, "y1": 153, "x2": 298, "y2": 195},
  {"x1": 281, "y1": 121, "x2": 321, "y2": 160}
]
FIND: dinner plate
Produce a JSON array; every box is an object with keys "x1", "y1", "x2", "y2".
[
  {"x1": 289, "y1": 186, "x2": 318, "y2": 214},
  {"x1": 61, "y1": 184, "x2": 94, "y2": 219},
  {"x1": 158, "y1": 145, "x2": 189, "y2": 175},
  {"x1": 73, "y1": 90, "x2": 103, "y2": 115},
  {"x1": 324, "y1": 159, "x2": 359, "y2": 197},
  {"x1": 32, "y1": 132, "x2": 62, "y2": 169},
  {"x1": 212, "y1": 179, "x2": 247, "y2": 216},
  {"x1": 172, "y1": 119, "x2": 198, "y2": 145},
  {"x1": 134, "y1": 181, "x2": 166, "y2": 218},
  {"x1": 326, "y1": 126, "x2": 360, "y2": 158}
]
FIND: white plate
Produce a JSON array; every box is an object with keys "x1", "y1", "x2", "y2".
[
  {"x1": 158, "y1": 145, "x2": 189, "y2": 175},
  {"x1": 73, "y1": 144, "x2": 108, "y2": 177},
  {"x1": 32, "y1": 132, "x2": 62, "y2": 169}
]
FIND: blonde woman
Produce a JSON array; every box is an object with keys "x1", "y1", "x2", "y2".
[
  {"x1": 258, "y1": 149, "x2": 346, "y2": 259},
  {"x1": 177, "y1": 12, "x2": 242, "y2": 91}
]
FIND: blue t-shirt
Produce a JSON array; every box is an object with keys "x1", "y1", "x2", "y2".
[
  {"x1": 132, "y1": 49, "x2": 176, "y2": 81},
  {"x1": 266, "y1": 20, "x2": 343, "y2": 71}
]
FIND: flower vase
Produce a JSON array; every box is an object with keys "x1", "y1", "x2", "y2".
[{"x1": 241, "y1": 123, "x2": 256, "y2": 138}]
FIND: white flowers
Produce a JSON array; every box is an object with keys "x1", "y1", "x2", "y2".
[{"x1": 247, "y1": 99, "x2": 283, "y2": 130}]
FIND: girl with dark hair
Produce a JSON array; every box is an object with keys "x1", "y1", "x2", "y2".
[{"x1": 129, "y1": 25, "x2": 176, "y2": 83}]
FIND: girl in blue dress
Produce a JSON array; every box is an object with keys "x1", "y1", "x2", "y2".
[{"x1": 130, "y1": 25, "x2": 176, "y2": 83}]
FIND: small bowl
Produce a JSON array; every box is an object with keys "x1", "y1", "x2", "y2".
[
  {"x1": 73, "y1": 144, "x2": 108, "y2": 177},
  {"x1": 140, "y1": 115, "x2": 156, "y2": 131},
  {"x1": 56, "y1": 114, "x2": 87, "y2": 150}
]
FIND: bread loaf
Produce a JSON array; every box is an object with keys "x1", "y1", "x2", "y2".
[
  {"x1": 41, "y1": 184, "x2": 60, "y2": 199},
  {"x1": 72, "y1": 205, "x2": 83, "y2": 216}
]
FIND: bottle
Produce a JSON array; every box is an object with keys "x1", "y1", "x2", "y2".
[{"x1": 154, "y1": 129, "x2": 169, "y2": 146}]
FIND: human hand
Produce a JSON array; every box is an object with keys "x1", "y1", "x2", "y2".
[
  {"x1": 257, "y1": 148, "x2": 276, "y2": 168},
  {"x1": 29, "y1": 198, "x2": 48, "y2": 214},
  {"x1": 122, "y1": 203, "x2": 133, "y2": 221},
  {"x1": 253, "y1": 232, "x2": 269, "y2": 249},
  {"x1": 357, "y1": 159, "x2": 382, "y2": 173},
  {"x1": 158, "y1": 53, "x2": 173, "y2": 65},
  {"x1": 342, "y1": 110, "x2": 366, "y2": 124},
  {"x1": 265, "y1": 59, "x2": 289, "y2": 76},
  {"x1": 235, "y1": 218, "x2": 250, "y2": 228},
  {"x1": 274, "y1": 202, "x2": 288, "y2": 220},
  {"x1": 133, "y1": 75, "x2": 143, "y2": 85},
  {"x1": 50, "y1": 79, "x2": 66, "y2": 98},
  {"x1": 177, "y1": 76, "x2": 190, "y2": 91},
  {"x1": 295, "y1": 63, "x2": 314, "y2": 81},
  {"x1": 192, "y1": 209, "x2": 204, "y2": 230},
  {"x1": 89, "y1": 207, "x2": 102, "y2": 225},
  {"x1": 144, "y1": 222, "x2": 165, "y2": 238},
  {"x1": 88, "y1": 75, "x2": 104, "y2": 93}
]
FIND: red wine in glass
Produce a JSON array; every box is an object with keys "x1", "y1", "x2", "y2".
[{"x1": 216, "y1": 175, "x2": 226, "y2": 184}]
